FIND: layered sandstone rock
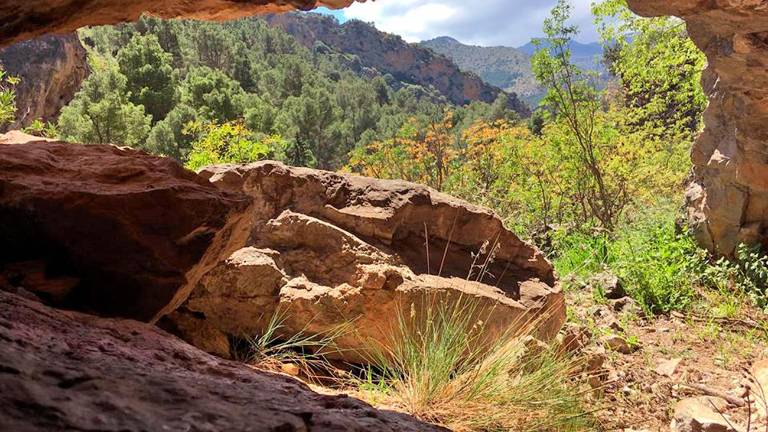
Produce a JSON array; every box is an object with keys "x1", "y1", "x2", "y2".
[
  {"x1": 0, "y1": 0, "x2": 361, "y2": 48},
  {"x1": 0, "y1": 289, "x2": 445, "y2": 432},
  {"x1": 0, "y1": 132, "x2": 244, "y2": 321},
  {"x1": 627, "y1": 0, "x2": 768, "y2": 256},
  {"x1": 0, "y1": 34, "x2": 88, "y2": 130},
  {"x1": 165, "y1": 162, "x2": 564, "y2": 362},
  {"x1": 0, "y1": 132, "x2": 562, "y2": 363}
]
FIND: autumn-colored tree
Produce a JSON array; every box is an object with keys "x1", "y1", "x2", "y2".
[{"x1": 347, "y1": 112, "x2": 457, "y2": 191}]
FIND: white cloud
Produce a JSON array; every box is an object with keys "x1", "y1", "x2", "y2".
[{"x1": 342, "y1": 0, "x2": 599, "y2": 47}]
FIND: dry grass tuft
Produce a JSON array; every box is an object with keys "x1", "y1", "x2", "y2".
[{"x1": 356, "y1": 296, "x2": 597, "y2": 432}]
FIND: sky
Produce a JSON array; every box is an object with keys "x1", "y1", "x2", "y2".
[{"x1": 316, "y1": 0, "x2": 599, "y2": 48}]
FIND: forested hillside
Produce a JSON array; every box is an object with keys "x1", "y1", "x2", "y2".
[
  {"x1": 421, "y1": 37, "x2": 606, "y2": 105},
  {"x1": 49, "y1": 15, "x2": 522, "y2": 170},
  {"x1": 420, "y1": 37, "x2": 540, "y2": 103},
  {"x1": 265, "y1": 13, "x2": 528, "y2": 113}
]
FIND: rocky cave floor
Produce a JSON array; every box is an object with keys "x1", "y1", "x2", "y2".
[
  {"x1": 224, "y1": 278, "x2": 768, "y2": 432},
  {"x1": 563, "y1": 284, "x2": 768, "y2": 431},
  {"x1": 263, "y1": 283, "x2": 768, "y2": 432}
]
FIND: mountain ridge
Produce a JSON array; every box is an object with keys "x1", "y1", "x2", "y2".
[
  {"x1": 420, "y1": 36, "x2": 605, "y2": 105},
  {"x1": 266, "y1": 13, "x2": 530, "y2": 115}
]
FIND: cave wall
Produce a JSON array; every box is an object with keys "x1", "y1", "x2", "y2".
[
  {"x1": 0, "y1": 34, "x2": 88, "y2": 130},
  {"x1": 627, "y1": 0, "x2": 768, "y2": 256},
  {"x1": 0, "y1": 0, "x2": 360, "y2": 48},
  {"x1": 0, "y1": 0, "x2": 766, "y2": 256}
]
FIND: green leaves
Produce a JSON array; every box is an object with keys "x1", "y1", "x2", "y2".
[
  {"x1": 0, "y1": 67, "x2": 18, "y2": 128},
  {"x1": 58, "y1": 56, "x2": 151, "y2": 147},
  {"x1": 184, "y1": 121, "x2": 274, "y2": 171},
  {"x1": 117, "y1": 33, "x2": 177, "y2": 122}
]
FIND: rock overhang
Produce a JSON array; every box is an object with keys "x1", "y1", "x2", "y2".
[{"x1": 0, "y1": 0, "x2": 364, "y2": 47}]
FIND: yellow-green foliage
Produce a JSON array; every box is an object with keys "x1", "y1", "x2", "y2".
[
  {"x1": 184, "y1": 121, "x2": 278, "y2": 171},
  {"x1": 347, "y1": 0, "x2": 702, "y2": 238},
  {"x1": 0, "y1": 67, "x2": 19, "y2": 128}
]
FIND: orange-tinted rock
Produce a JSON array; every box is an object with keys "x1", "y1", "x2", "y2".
[
  {"x1": 0, "y1": 34, "x2": 88, "y2": 130},
  {"x1": 0, "y1": 0, "x2": 359, "y2": 47},
  {"x1": 0, "y1": 132, "x2": 245, "y2": 321},
  {"x1": 166, "y1": 161, "x2": 564, "y2": 362},
  {"x1": 0, "y1": 290, "x2": 445, "y2": 432},
  {"x1": 627, "y1": 0, "x2": 768, "y2": 256}
]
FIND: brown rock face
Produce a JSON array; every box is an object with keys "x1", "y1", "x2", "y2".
[
  {"x1": 0, "y1": 34, "x2": 88, "y2": 130},
  {"x1": 0, "y1": 132, "x2": 244, "y2": 321},
  {"x1": 627, "y1": 0, "x2": 768, "y2": 256},
  {"x1": 0, "y1": 0, "x2": 360, "y2": 48},
  {"x1": 0, "y1": 290, "x2": 445, "y2": 432},
  {"x1": 166, "y1": 161, "x2": 563, "y2": 362}
]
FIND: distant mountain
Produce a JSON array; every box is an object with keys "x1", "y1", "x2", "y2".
[
  {"x1": 517, "y1": 39, "x2": 605, "y2": 72},
  {"x1": 421, "y1": 37, "x2": 607, "y2": 106},
  {"x1": 266, "y1": 14, "x2": 530, "y2": 116},
  {"x1": 420, "y1": 37, "x2": 540, "y2": 104}
]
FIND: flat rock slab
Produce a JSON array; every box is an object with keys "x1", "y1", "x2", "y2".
[{"x1": 0, "y1": 290, "x2": 446, "y2": 432}]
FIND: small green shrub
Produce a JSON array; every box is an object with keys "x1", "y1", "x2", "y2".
[
  {"x1": 703, "y1": 244, "x2": 768, "y2": 312},
  {"x1": 553, "y1": 205, "x2": 705, "y2": 315},
  {"x1": 22, "y1": 119, "x2": 59, "y2": 138},
  {"x1": 0, "y1": 67, "x2": 19, "y2": 127},
  {"x1": 184, "y1": 121, "x2": 274, "y2": 171},
  {"x1": 611, "y1": 220, "x2": 702, "y2": 315},
  {"x1": 552, "y1": 230, "x2": 613, "y2": 283}
]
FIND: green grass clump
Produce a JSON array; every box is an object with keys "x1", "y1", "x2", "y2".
[
  {"x1": 552, "y1": 202, "x2": 768, "y2": 316},
  {"x1": 357, "y1": 296, "x2": 596, "y2": 432},
  {"x1": 552, "y1": 204, "x2": 705, "y2": 315},
  {"x1": 703, "y1": 244, "x2": 768, "y2": 312},
  {"x1": 234, "y1": 309, "x2": 346, "y2": 377}
]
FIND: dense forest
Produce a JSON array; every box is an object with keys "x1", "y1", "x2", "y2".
[{"x1": 42, "y1": 16, "x2": 518, "y2": 172}]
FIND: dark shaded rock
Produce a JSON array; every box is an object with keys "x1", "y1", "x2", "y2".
[
  {"x1": 0, "y1": 132, "x2": 245, "y2": 321},
  {"x1": 0, "y1": 290, "x2": 446, "y2": 432},
  {"x1": 0, "y1": 0, "x2": 360, "y2": 48},
  {"x1": 588, "y1": 272, "x2": 626, "y2": 300}
]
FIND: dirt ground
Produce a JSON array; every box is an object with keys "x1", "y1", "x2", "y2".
[{"x1": 567, "y1": 286, "x2": 768, "y2": 431}]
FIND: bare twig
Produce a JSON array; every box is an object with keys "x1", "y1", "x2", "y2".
[{"x1": 681, "y1": 383, "x2": 746, "y2": 407}]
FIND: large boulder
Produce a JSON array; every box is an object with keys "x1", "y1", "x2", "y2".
[
  {"x1": 165, "y1": 162, "x2": 565, "y2": 362},
  {"x1": 626, "y1": 0, "x2": 768, "y2": 256},
  {"x1": 0, "y1": 132, "x2": 245, "y2": 321},
  {"x1": 0, "y1": 289, "x2": 445, "y2": 432}
]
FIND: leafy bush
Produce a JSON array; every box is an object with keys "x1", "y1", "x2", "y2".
[
  {"x1": 22, "y1": 119, "x2": 59, "y2": 138},
  {"x1": 0, "y1": 67, "x2": 19, "y2": 127},
  {"x1": 184, "y1": 121, "x2": 277, "y2": 171},
  {"x1": 553, "y1": 205, "x2": 705, "y2": 315},
  {"x1": 703, "y1": 244, "x2": 768, "y2": 312},
  {"x1": 357, "y1": 296, "x2": 595, "y2": 432},
  {"x1": 610, "y1": 218, "x2": 702, "y2": 315}
]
